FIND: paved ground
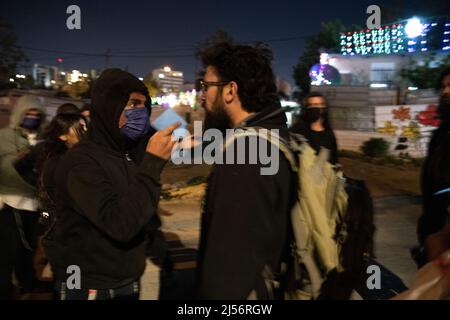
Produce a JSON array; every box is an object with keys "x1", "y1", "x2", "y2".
[
  {"x1": 140, "y1": 158, "x2": 424, "y2": 300},
  {"x1": 141, "y1": 198, "x2": 202, "y2": 300},
  {"x1": 18, "y1": 161, "x2": 423, "y2": 300},
  {"x1": 372, "y1": 195, "x2": 421, "y2": 287},
  {"x1": 140, "y1": 192, "x2": 422, "y2": 299}
]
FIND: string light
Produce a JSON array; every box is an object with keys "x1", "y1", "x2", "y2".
[{"x1": 341, "y1": 18, "x2": 448, "y2": 55}]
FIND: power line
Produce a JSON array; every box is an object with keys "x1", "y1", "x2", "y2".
[
  {"x1": 16, "y1": 45, "x2": 106, "y2": 57},
  {"x1": 15, "y1": 45, "x2": 195, "y2": 59},
  {"x1": 105, "y1": 34, "x2": 310, "y2": 53},
  {"x1": 110, "y1": 46, "x2": 197, "y2": 54},
  {"x1": 255, "y1": 35, "x2": 310, "y2": 43},
  {"x1": 15, "y1": 33, "x2": 310, "y2": 58}
]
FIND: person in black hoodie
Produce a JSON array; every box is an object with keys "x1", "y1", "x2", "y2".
[
  {"x1": 46, "y1": 69, "x2": 179, "y2": 300},
  {"x1": 196, "y1": 43, "x2": 296, "y2": 299},
  {"x1": 418, "y1": 68, "x2": 450, "y2": 252}
]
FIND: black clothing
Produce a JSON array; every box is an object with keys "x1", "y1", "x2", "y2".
[
  {"x1": 0, "y1": 205, "x2": 21, "y2": 299},
  {"x1": 290, "y1": 121, "x2": 338, "y2": 165},
  {"x1": 196, "y1": 105, "x2": 296, "y2": 299},
  {"x1": 0, "y1": 205, "x2": 41, "y2": 299},
  {"x1": 46, "y1": 69, "x2": 166, "y2": 290},
  {"x1": 418, "y1": 123, "x2": 450, "y2": 244},
  {"x1": 56, "y1": 280, "x2": 140, "y2": 300}
]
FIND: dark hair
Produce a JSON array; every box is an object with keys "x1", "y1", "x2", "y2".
[
  {"x1": 81, "y1": 103, "x2": 91, "y2": 113},
  {"x1": 37, "y1": 114, "x2": 86, "y2": 211},
  {"x1": 201, "y1": 42, "x2": 279, "y2": 112},
  {"x1": 304, "y1": 92, "x2": 328, "y2": 107},
  {"x1": 436, "y1": 67, "x2": 450, "y2": 92},
  {"x1": 57, "y1": 103, "x2": 81, "y2": 115}
]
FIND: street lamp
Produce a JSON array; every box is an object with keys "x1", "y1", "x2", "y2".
[{"x1": 405, "y1": 17, "x2": 424, "y2": 38}]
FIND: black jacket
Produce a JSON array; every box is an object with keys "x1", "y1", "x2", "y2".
[
  {"x1": 46, "y1": 69, "x2": 166, "y2": 289},
  {"x1": 418, "y1": 123, "x2": 450, "y2": 244},
  {"x1": 196, "y1": 105, "x2": 296, "y2": 299}
]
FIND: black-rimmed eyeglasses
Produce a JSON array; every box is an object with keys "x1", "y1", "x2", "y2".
[{"x1": 199, "y1": 80, "x2": 230, "y2": 92}]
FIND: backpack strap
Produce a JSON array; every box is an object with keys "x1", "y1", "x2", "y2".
[
  {"x1": 223, "y1": 127, "x2": 300, "y2": 172},
  {"x1": 223, "y1": 127, "x2": 341, "y2": 299}
]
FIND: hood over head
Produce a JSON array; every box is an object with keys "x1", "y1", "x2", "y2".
[
  {"x1": 10, "y1": 95, "x2": 46, "y2": 129},
  {"x1": 89, "y1": 68, "x2": 151, "y2": 152}
]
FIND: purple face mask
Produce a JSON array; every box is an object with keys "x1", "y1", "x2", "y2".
[{"x1": 120, "y1": 107, "x2": 151, "y2": 141}]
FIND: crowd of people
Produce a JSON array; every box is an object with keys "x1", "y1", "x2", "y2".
[{"x1": 0, "y1": 42, "x2": 449, "y2": 300}]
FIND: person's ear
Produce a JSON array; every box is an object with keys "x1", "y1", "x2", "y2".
[
  {"x1": 229, "y1": 81, "x2": 237, "y2": 95},
  {"x1": 59, "y1": 134, "x2": 68, "y2": 142},
  {"x1": 224, "y1": 81, "x2": 238, "y2": 103}
]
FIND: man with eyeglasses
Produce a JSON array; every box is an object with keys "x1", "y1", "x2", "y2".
[
  {"x1": 195, "y1": 43, "x2": 295, "y2": 299},
  {"x1": 48, "y1": 69, "x2": 179, "y2": 300}
]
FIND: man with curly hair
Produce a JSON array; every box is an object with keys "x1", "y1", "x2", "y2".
[{"x1": 195, "y1": 42, "x2": 295, "y2": 299}]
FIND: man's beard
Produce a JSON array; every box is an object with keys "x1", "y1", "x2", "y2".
[
  {"x1": 203, "y1": 95, "x2": 231, "y2": 133},
  {"x1": 438, "y1": 93, "x2": 450, "y2": 125}
]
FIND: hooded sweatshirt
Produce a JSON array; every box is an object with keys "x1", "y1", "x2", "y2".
[
  {"x1": 0, "y1": 95, "x2": 46, "y2": 210},
  {"x1": 47, "y1": 69, "x2": 166, "y2": 289}
]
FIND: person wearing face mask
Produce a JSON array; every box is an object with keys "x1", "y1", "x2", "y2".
[
  {"x1": 290, "y1": 92, "x2": 338, "y2": 165},
  {"x1": 36, "y1": 114, "x2": 88, "y2": 228},
  {"x1": 9, "y1": 113, "x2": 88, "y2": 297},
  {"x1": 0, "y1": 95, "x2": 46, "y2": 299},
  {"x1": 48, "y1": 69, "x2": 179, "y2": 300}
]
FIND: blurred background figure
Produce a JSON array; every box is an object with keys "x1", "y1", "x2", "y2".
[
  {"x1": 56, "y1": 103, "x2": 81, "y2": 116},
  {"x1": 0, "y1": 95, "x2": 46, "y2": 299},
  {"x1": 417, "y1": 68, "x2": 450, "y2": 264},
  {"x1": 80, "y1": 104, "x2": 91, "y2": 123},
  {"x1": 290, "y1": 92, "x2": 338, "y2": 165},
  {"x1": 34, "y1": 113, "x2": 87, "y2": 297}
]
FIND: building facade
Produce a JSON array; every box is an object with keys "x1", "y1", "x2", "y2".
[{"x1": 152, "y1": 66, "x2": 184, "y2": 93}]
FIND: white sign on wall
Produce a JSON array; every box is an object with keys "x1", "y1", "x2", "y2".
[{"x1": 375, "y1": 104, "x2": 439, "y2": 157}]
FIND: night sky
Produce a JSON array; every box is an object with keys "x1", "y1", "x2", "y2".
[{"x1": 2, "y1": 0, "x2": 408, "y2": 84}]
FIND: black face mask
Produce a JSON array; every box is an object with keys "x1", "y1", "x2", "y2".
[{"x1": 302, "y1": 107, "x2": 327, "y2": 123}]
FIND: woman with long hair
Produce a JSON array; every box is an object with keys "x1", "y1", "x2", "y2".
[
  {"x1": 36, "y1": 113, "x2": 87, "y2": 213},
  {"x1": 32, "y1": 114, "x2": 87, "y2": 293}
]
